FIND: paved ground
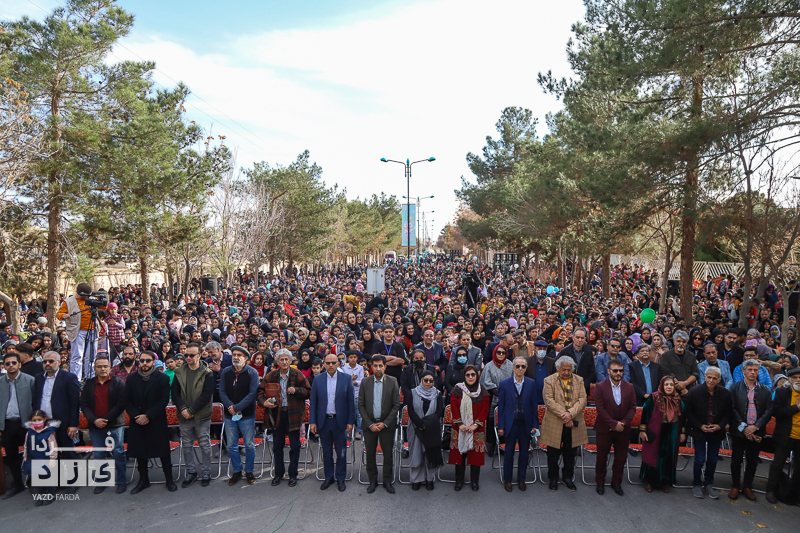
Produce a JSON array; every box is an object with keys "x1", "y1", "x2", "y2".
[{"x1": 0, "y1": 441, "x2": 797, "y2": 533}]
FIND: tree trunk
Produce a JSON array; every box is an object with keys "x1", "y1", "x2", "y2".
[
  {"x1": 738, "y1": 262, "x2": 753, "y2": 329},
  {"x1": 601, "y1": 253, "x2": 610, "y2": 297},
  {"x1": 139, "y1": 252, "x2": 150, "y2": 306},
  {"x1": 574, "y1": 255, "x2": 582, "y2": 291},
  {"x1": 46, "y1": 183, "x2": 61, "y2": 330},
  {"x1": 0, "y1": 290, "x2": 21, "y2": 335},
  {"x1": 679, "y1": 77, "x2": 703, "y2": 321},
  {"x1": 660, "y1": 248, "x2": 673, "y2": 313},
  {"x1": 778, "y1": 281, "x2": 798, "y2": 348}
]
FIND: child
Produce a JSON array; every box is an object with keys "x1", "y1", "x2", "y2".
[{"x1": 22, "y1": 410, "x2": 59, "y2": 506}]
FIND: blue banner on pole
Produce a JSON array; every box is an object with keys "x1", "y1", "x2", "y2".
[{"x1": 401, "y1": 203, "x2": 416, "y2": 247}]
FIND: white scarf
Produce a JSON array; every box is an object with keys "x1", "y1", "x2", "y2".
[{"x1": 455, "y1": 382, "x2": 482, "y2": 454}]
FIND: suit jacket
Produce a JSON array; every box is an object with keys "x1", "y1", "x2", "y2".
[
  {"x1": 0, "y1": 372, "x2": 35, "y2": 431},
  {"x1": 683, "y1": 384, "x2": 732, "y2": 439},
  {"x1": 33, "y1": 370, "x2": 80, "y2": 429},
  {"x1": 559, "y1": 343, "x2": 596, "y2": 394},
  {"x1": 497, "y1": 376, "x2": 539, "y2": 433},
  {"x1": 79, "y1": 376, "x2": 127, "y2": 429},
  {"x1": 593, "y1": 378, "x2": 637, "y2": 432},
  {"x1": 309, "y1": 370, "x2": 356, "y2": 431},
  {"x1": 358, "y1": 375, "x2": 400, "y2": 430},
  {"x1": 630, "y1": 360, "x2": 663, "y2": 406},
  {"x1": 525, "y1": 356, "x2": 555, "y2": 379},
  {"x1": 771, "y1": 386, "x2": 800, "y2": 446},
  {"x1": 539, "y1": 373, "x2": 589, "y2": 448}
]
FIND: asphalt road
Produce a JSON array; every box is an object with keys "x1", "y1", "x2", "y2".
[{"x1": 0, "y1": 441, "x2": 797, "y2": 533}]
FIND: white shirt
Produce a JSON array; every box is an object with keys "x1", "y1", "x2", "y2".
[
  {"x1": 342, "y1": 363, "x2": 364, "y2": 399},
  {"x1": 514, "y1": 376, "x2": 524, "y2": 395},
  {"x1": 42, "y1": 369, "x2": 59, "y2": 419},
  {"x1": 326, "y1": 371, "x2": 338, "y2": 415},
  {"x1": 610, "y1": 379, "x2": 622, "y2": 406}
]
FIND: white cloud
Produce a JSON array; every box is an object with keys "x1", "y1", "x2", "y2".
[{"x1": 9, "y1": 0, "x2": 586, "y2": 241}]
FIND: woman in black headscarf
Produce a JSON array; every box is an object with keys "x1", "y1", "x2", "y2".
[
  {"x1": 461, "y1": 263, "x2": 482, "y2": 311},
  {"x1": 404, "y1": 370, "x2": 444, "y2": 491}
]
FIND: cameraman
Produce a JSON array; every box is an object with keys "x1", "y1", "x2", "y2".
[{"x1": 55, "y1": 283, "x2": 106, "y2": 381}]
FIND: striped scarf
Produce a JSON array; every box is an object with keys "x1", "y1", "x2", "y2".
[{"x1": 560, "y1": 377, "x2": 573, "y2": 409}]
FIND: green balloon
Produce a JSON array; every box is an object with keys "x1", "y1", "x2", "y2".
[{"x1": 640, "y1": 308, "x2": 656, "y2": 323}]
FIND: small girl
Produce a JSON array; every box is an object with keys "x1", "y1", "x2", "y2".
[{"x1": 23, "y1": 410, "x2": 59, "y2": 506}]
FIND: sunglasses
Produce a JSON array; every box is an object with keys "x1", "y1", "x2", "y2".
[
  {"x1": 422, "y1": 378, "x2": 434, "y2": 383},
  {"x1": 43, "y1": 359, "x2": 58, "y2": 364},
  {"x1": 3, "y1": 361, "x2": 18, "y2": 366},
  {"x1": 514, "y1": 364, "x2": 527, "y2": 369},
  {"x1": 139, "y1": 358, "x2": 154, "y2": 363},
  {"x1": 495, "y1": 350, "x2": 507, "y2": 355},
  {"x1": 464, "y1": 373, "x2": 477, "y2": 378},
  {"x1": 609, "y1": 369, "x2": 623, "y2": 373}
]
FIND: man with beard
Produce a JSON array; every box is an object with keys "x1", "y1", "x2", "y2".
[
  {"x1": 660, "y1": 331, "x2": 700, "y2": 396},
  {"x1": 111, "y1": 345, "x2": 139, "y2": 381},
  {"x1": 125, "y1": 350, "x2": 177, "y2": 494}
]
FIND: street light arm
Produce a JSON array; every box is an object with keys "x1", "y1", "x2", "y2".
[
  {"x1": 410, "y1": 158, "x2": 434, "y2": 166},
  {"x1": 381, "y1": 158, "x2": 406, "y2": 166}
]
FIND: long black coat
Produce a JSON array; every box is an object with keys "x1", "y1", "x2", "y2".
[{"x1": 124, "y1": 371, "x2": 171, "y2": 458}]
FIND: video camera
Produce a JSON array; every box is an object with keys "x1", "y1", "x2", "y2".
[{"x1": 85, "y1": 290, "x2": 108, "y2": 308}]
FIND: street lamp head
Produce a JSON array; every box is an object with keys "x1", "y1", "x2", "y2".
[
  {"x1": 428, "y1": 157, "x2": 436, "y2": 162},
  {"x1": 380, "y1": 158, "x2": 387, "y2": 162}
]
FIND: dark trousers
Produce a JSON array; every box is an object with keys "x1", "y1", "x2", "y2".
[
  {"x1": 319, "y1": 416, "x2": 348, "y2": 482},
  {"x1": 455, "y1": 455, "x2": 480, "y2": 484},
  {"x1": 55, "y1": 426, "x2": 78, "y2": 461},
  {"x1": 766, "y1": 437, "x2": 800, "y2": 497},
  {"x1": 731, "y1": 435, "x2": 761, "y2": 489},
  {"x1": 136, "y1": 455, "x2": 173, "y2": 483},
  {"x1": 596, "y1": 427, "x2": 630, "y2": 486},
  {"x1": 693, "y1": 433, "x2": 723, "y2": 487},
  {"x1": 272, "y1": 412, "x2": 301, "y2": 479},
  {"x1": 1, "y1": 419, "x2": 26, "y2": 490},
  {"x1": 486, "y1": 410, "x2": 498, "y2": 452},
  {"x1": 547, "y1": 425, "x2": 576, "y2": 482},
  {"x1": 363, "y1": 426, "x2": 395, "y2": 484},
  {"x1": 503, "y1": 421, "x2": 531, "y2": 483}
]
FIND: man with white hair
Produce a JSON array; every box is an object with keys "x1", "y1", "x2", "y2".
[
  {"x1": 659, "y1": 330, "x2": 699, "y2": 396},
  {"x1": 539, "y1": 355, "x2": 588, "y2": 492},
  {"x1": 683, "y1": 365, "x2": 733, "y2": 499}
]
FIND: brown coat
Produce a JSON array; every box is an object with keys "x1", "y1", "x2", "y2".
[
  {"x1": 257, "y1": 367, "x2": 310, "y2": 432},
  {"x1": 539, "y1": 373, "x2": 588, "y2": 448}
]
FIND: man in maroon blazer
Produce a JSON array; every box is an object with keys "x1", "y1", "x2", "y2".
[{"x1": 593, "y1": 358, "x2": 637, "y2": 495}]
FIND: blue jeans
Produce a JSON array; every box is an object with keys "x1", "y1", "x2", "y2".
[
  {"x1": 693, "y1": 432, "x2": 723, "y2": 487},
  {"x1": 224, "y1": 417, "x2": 256, "y2": 474},
  {"x1": 355, "y1": 404, "x2": 362, "y2": 433},
  {"x1": 89, "y1": 426, "x2": 127, "y2": 485}
]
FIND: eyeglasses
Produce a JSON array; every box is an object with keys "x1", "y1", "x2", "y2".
[
  {"x1": 422, "y1": 378, "x2": 434, "y2": 383},
  {"x1": 324, "y1": 361, "x2": 338, "y2": 365},
  {"x1": 495, "y1": 350, "x2": 507, "y2": 355},
  {"x1": 139, "y1": 358, "x2": 154, "y2": 363},
  {"x1": 464, "y1": 373, "x2": 477, "y2": 378},
  {"x1": 514, "y1": 364, "x2": 527, "y2": 369},
  {"x1": 43, "y1": 359, "x2": 58, "y2": 364},
  {"x1": 3, "y1": 361, "x2": 18, "y2": 366},
  {"x1": 185, "y1": 353, "x2": 199, "y2": 358}
]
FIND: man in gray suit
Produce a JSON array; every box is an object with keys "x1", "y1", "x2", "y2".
[
  {"x1": 358, "y1": 355, "x2": 400, "y2": 494},
  {"x1": 0, "y1": 352, "x2": 36, "y2": 499}
]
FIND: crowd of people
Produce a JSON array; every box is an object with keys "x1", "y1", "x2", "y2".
[{"x1": 0, "y1": 257, "x2": 798, "y2": 508}]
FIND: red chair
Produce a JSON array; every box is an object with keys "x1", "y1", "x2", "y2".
[
  {"x1": 588, "y1": 383, "x2": 596, "y2": 405},
  {"x1": 578, "y1": 407, "x2": 600, "y2": 485}
]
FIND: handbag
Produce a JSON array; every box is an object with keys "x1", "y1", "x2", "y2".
[{"x1": 261, "y1": 382, "x2": 282, "y2": 428}]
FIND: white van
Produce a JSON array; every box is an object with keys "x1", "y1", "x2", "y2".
[{"x1": 384, "y1": 251, "x2": 397, "y2": 263}]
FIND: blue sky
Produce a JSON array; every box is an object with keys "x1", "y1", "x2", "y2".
[{"x1": 1, "y1": 0, "x2": 586, "y2": 241}]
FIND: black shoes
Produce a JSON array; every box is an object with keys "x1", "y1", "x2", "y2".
[
  {"x1": 93, "y1": 486, "x2": 106, "y2": 494},
  {"x1": 116, "y1": 484, "x2": 127, "y2": 494},
  {"x1": 562, "y1": 479, "x2": 577, "y2": 492},
  {"x1": 165, "y1": 478, "x2": 178, "y2": 492},
  {"x1": 549, "y1": 480, "x2": 559, "y2": 491},
  {"x1": 611, "y1": 484, "x2": 624, "y2": 496},
  {"x1": 337, "y1": 481, "x2": 346, "y2": 492},
  {"x1": 288, "y1": 477, "x2": 297, "y2": 487},
  {"x1": 454, "y1": 482, "x2": 463, "y2": 492},
  {"x1": 426, "y1": 481, "x2": 434, "y2": 491},
  {"x1": 246, "y1": 473, "x2": 256, "y2": 485},
  {"x1": 411, "y1": 482, "x2": 421, "y2": 491},
  {"x1": 131, "y1": 480, "x2": 151, "y2": 495},
  {"x1": 183, "y1": 472, "x2": 198, "y2": 488},
  {"x1": 596, "y1": 485, "x2": 605, "y2": 495},
  {"x1": 471, "y1": 482, "x2": 479, "y2": 491},
  {"x1": 367, "y1": 482, "x2": 377, "y2": 493},
  {"x1": 272, "y1": 476, "x2": 282, "y2": 486},
  {"x1": 384, "y1": 482, "x2": 395, "y2": 494},
  {"x1": 201, "y1": 473, "x2": 211, "y2": 487},
  {"x1": 228, "y1": 472, "x2": 242, "y2": 486},
  {"x1": 1, "y1": 486, "x2": 23, "y2": 499},
  {"x1": 766, "y1": 492, "x2": 777, "y2": 504},
  {"x1": 320, "y1": 479, "x2": 333, "y2": 490}
]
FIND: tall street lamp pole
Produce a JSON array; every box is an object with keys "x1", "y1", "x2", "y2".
[
  {"x1": 403, "y1": 195, "x2": 434, "y2": 261},
  {"x1": 381, "y1": 157, "x2": 435, "y2": 261}
]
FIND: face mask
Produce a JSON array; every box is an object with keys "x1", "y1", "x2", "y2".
[
  {"x1": 537, "y1": 350, "x2": 546, "y2": 360},
  {"x1": 31, "y1": 421, "x2": 45, "y2": 429},
  {"x1": 457, "y1": 356, "x2": 467, "y2": 365},
  {"x1": 413, "y1": 360, "x2": 425, "y2": 370},
  {"x1": 435, "y1": 324, "x2": 442, "y2": 330},
  {"x1": 793, "y1": 382, "x2": 800, "y2": 393}
]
